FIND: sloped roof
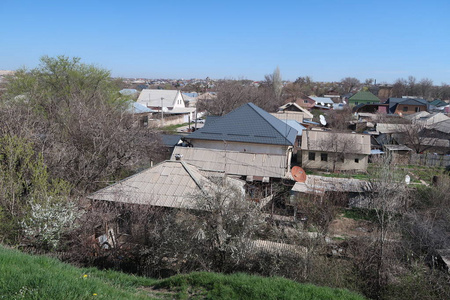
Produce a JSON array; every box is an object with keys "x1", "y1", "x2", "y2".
[
  {"x1": 170, "y1": 146, "x2": 289, "y2": 178},
  {"x1": 126, "y1": 101, "x2": 156, "y2": 114},
  {"x1": 88, "y1": 160, "x2": 241, "y2": 209},
  {"x1": 137, "y1": 89, "x2": 184, "y2": 108},
  {"x1": 187, "y1": 103, "x2": 297, "y2": 146},
  {"x1": 429, "y1": 119, "x2": 450, "y2": 134},
  {"x1": 308, "y1": 96, "x2": 334, "y2": 105},
  {"x1": 349, "y1": 91, "x2": 380, "y2": 102},
  {"x1": 281, "y1": 120, "x2": 306, "y2": 136},
  {"x1": 278, "y1": 102, "x2": 314, "y2": 119},
  {"x1": 292, "y1": 175, "x2": 370, "y2": 194},
  {"x1": 385, "y1": 98, "x2": 428, "y2": 113}
]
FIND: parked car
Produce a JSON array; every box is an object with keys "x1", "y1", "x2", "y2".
[{"x1": 195, "y1": 118, "x2": 205, "y2": 124}]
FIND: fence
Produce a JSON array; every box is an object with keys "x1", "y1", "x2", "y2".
[{"x1": 410, "y1": 153, "x2": 450, "y2": 167}]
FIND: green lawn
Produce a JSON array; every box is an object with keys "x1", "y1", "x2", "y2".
[{"x1": 0, "y1": 245, "x2": 366, "y2": 299}]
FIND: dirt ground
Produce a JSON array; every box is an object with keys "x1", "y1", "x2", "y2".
[{"x1": 328, "y1": 213, "x2": 377, "y2": 239}]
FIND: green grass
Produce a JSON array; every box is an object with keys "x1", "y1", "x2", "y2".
[
  {"x1": 160, "y1": 123, "x2": 189, "y2": 133},
  {"x1": 0, "y1": 245, "x2": 366, "y2": 300},
  {"x1": 154, "y1": 272, "x2": 366, "y2": 300},
  {"x1": 0, "y1": 246, "x2": 157, "y2": 299}
]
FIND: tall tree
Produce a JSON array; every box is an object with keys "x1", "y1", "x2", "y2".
[{"x1": 1, "y1": 56, "x2": 161, "y2": 194}]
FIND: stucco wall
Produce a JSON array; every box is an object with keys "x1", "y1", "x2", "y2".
[{"x1": 301, "y1": 151, "x2": 368, "y2": 172}]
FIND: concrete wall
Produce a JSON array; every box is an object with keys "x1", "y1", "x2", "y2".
[{"x1": 301, "y1": 151, "x2": 368, "y2": 172}]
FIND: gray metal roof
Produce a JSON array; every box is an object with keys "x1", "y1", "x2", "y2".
[
  {"x1": 428, "y1": 119, "x2": 450, "y2": 134},
  {"x1": 88, "y1": 160, "x2": 230, "y2": 209},
  {"x1": 171, "y1": 146, "x2": 288, "y2": 178},
  {"x1": 385, "y1": 97, "x2": 428, "y2": 113},
  {"x1": 187, "y1": 103, "x2": 297, "y2": 146}
]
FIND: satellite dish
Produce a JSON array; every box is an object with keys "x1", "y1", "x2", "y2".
[
  {"x1": 162, "y1": 107, "x2": 169, "y2": 112},
  {"x1": 320, "y1": 102, "x2": 325, "y2": 106},
  {"x1": 291, "y1": 166, "x2": 307, "y2": 183},
  {"x1": 319, "y1": 115, "x2": 327, "y2": 126},
  {"x1": 405, "y1": 175, "x2": 411, "y2": 185},
  {"x1": 343, "y1": 100, "x2": 347, "y2": 104}
]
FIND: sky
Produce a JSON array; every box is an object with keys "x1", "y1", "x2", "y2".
[{"x1": 1, "y1": 0, "x2": 449, "y2": 83}]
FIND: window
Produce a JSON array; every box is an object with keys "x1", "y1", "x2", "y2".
[
  {"x1": 403, "y1": 106, "x2": 408, "y2": 112},
  {"x1": 354, "y1": 158, "x2": 359, "y2": 163},
  {"x1": 415, "y1": 107, "x2": 421, "y2": 112},
  {"x1": 354, "y1": 102, "x2": 358, "y2": 105},
  {"x1": 304, "y1": 100, "x2": 308, "y2": 103},
  {"x1": 297, "y1": 139, "x2": 302, "y2": 147},
  {"x1": 308, "y1": 152, "x2": 315, "y2": 161},
  {"x1": 321, "y1": 153, "x2": 328, "y2": 161},
  {"x1": 337, "y1": 153, "x2": 344, "y2": 163}
]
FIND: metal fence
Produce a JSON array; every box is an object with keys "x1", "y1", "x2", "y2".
[{"x1": 410, "y1": 153, "x2": 450, "y2": 167}]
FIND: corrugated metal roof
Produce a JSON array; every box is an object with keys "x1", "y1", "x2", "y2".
[
  {"x1": 88, "y1": 160, "x2": 243, "y2": 209},
  {"x1": 308, "y1": 96, "x2": 335, "y2": 104},
  {"x1": 349, "y1": 91, "x2": 380, "y2": 102},
  {"x1": 281, "y1": 120, "x2": 306, "y2": 136},
  {"x1": 170, "y1": 146, "x2": 288, "y2": 178},
  {"x1": 292, "y1": 175, "x2": 370, "y2": 194},
  {"x1": 187, "y1": 103, "x2": 297, "y2": 146},
  {"x1": 137, "y1": 89, "x2": 184, "y2": 108}
]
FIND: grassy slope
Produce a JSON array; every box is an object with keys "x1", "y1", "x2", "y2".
[{"x1": 0, "y1": 246, "x2": 366, "y2": 299}]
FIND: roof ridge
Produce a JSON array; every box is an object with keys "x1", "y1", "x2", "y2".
[{"x1": 247, "y1": 103, "x2": 295, "y2": 145}]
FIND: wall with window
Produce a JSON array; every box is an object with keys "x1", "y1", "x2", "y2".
[{"x1": 301, "y1": 151, "x2": 368, "y2": 172}]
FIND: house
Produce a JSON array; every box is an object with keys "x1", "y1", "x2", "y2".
[
  {"x1": 300, "y1": 129, "x2": 371, "y2": 172},
  {"x1": 271, "y1": 102, "x2": 314, "y2": 122},
  {"x1": 185, "y1": 103, "x2": 297, "y2": 156},
  {"x1": 383, "y1": 144, "x2": 413, "y2": 164},
  {"x1": 170, "y1": 146, "x2": 290, "y2": 181},
  {"x1": 308, "y1": 96, "x2": 334, "y2": 108},
  {"x1": 125, "y1": 101, "x2": 157, "y2": 127},
  {"x1": 404, "y1": 111, "x2": 449, "y2": 126},
  {"x1": 137, "y1": 89, "x2": 196, "y2": 125},
  {"x1": 287, "y1": 97, "x2": 316, "y2": 109},
  {"x1": 348, "y1": 91, "x2": 380, "y2": 107},
  {"x1": 89, "y1": 160, "x2": 244, "y2": 210},
  {"x1": 384, "y1": 97, "x2": 428, "y2": 115}
]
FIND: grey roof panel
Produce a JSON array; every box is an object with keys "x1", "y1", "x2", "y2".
[{"x1": 187, "y1": 103, "x2": 297, "y2": 146}]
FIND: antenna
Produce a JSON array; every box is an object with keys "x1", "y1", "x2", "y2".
[{"x1": 319, "y1": 115, "x2": 327, "y2": 126}]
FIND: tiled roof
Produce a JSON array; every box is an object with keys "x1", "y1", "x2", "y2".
[
  {"x1": 187, "y1": 103, "x2": 297, "y2": 146},
  {"x1": 349, "y1": 91, "x2": 380, "y2": 102}
]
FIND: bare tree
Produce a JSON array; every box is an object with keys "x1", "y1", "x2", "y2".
[
  {"x1": 341, "y1": 77, "x2": 361, "y2": 93},
  {"x1": 1, "y1": 56, "x2": 162, "y2": 194},
  {"x1": 316, "y1": 133, "x2": 357, "y2": 172}
]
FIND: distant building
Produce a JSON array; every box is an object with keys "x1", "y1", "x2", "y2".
[{"x1": 348, "y1": 91, "x2": 380, "y2": 107}]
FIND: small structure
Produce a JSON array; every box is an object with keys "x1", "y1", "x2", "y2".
[
  {"x1": 300, "y1": 130, "x2": 371, "y2": 172},
  {"x1": 383, "y1": 144, "x2": 413, "y2": 164},
  {"x1": 384, "y1": 97, "x2": 428, "y2": 115},
  {"x1": 137, "y1": 89, "x2": 196, "y2": 125}
]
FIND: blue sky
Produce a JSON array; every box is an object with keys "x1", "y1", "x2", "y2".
[{"x1": 1, "y1": 0, "x2": 449, "y2": 83}]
